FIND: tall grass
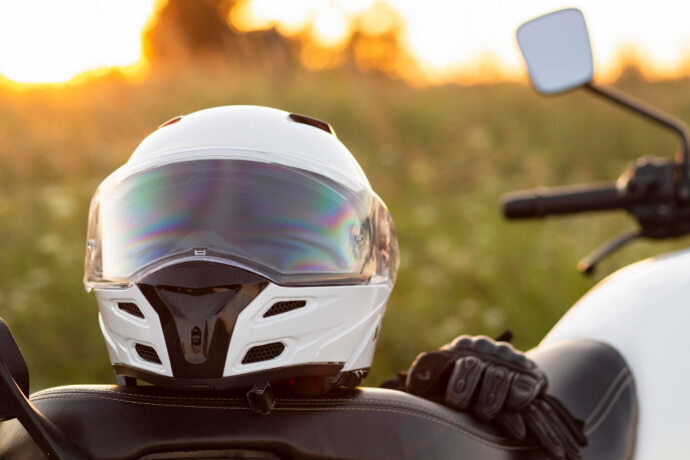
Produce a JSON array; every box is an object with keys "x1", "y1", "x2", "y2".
[{"x1": 1, "y1": 64, "x2": 688, "y2": 390}]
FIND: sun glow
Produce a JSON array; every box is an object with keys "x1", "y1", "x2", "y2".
[
  {"x1": 230, "y1": 0, "x2": 690, "y2": 84},
  {"x1": 2, "y1": 0, "x2": 690, "y2": 86},
  {"x1": 0, "y1": 0, "x2": 156, "y2": 85}
]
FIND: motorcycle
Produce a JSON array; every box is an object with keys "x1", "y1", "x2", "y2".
[
  {"x1": 507, "y1": 9, "x2": 690, "y2": 459},
  {"x1": 0, "y1": 7, "x2": 684, "y2": 459}
]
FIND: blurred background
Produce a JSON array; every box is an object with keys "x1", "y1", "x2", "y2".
[{"x1": 1, "y1": 0, "x2": 689, "y2": 391}]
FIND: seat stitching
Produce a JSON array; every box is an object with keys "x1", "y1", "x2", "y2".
[
  {"x1": 584, "y1": 367, "x2": 630, "y2": 425},
  {"x1": 30, "y1": 392, "x2": 453, "y2": 419},
  {"x1": 33, "y1": 387, "x2": 449, "y2": 404},
  {"x1": 33, "y1": 388, "x2": 418, "y2": 404},
  {"x1": 33, "y1": 389, "x2": 244, "y2": 402},
  {"x1": 33, "y1": 388, "x2": 433, "y2": 405},
  {"x1": 33, "y1": 392, "x2": 522, "y2": 445},
  {"x1": 30, "y1": 393, "x2": 535, "y2": 451},
  {"x1": 584, "y1": 375, "x2": 633, "y2": 436},
  {"x1": 31, "y1": 391, "x2": 501, "y2": 435},
  {"x1": 32, "y1": 393, "x2": 516, "y2": 445}
]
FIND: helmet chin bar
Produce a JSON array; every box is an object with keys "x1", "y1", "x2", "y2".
[
  {"x1": 137, "y1": 261, "x2": 269, "y2": 380},
  {"x1": 98, "y1": 260, "x2": 388, "y2": 395},
  {"x1": 114, "y1": 260, "x2": 370, "y2": 411}
]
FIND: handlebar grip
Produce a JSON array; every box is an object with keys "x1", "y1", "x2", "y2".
[{"x1": 502, "y1": 182, "x2": 626, "y2": 219}]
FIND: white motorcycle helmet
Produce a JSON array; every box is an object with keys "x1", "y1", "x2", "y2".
[{"x1": 84, "y1": 105, "x2": 399, "y2": 391}]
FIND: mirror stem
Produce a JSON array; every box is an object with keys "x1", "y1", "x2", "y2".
[{"x1": 585, "y1": 83, "x2": 690, "y2": 179}]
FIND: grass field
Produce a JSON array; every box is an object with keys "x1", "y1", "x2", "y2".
[{"x1": 1, "y1": 63, "x2": 689, "y2": 390}]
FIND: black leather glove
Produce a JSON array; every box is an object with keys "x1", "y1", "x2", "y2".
[{"x1": 405, "y1": 335, "x2": 587, "y2": 460}]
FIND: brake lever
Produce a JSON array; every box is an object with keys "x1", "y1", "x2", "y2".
[{"x1": 577, "y1": 230, "x2": 642, "y2": 276}]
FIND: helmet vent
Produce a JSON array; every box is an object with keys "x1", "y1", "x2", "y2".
[
  {"x1": 242, "y1": 342, "x2": 285, "y2": 364},
  {"x1": 118, "y1": 302, "x2": 144, "y2": 319},
  {"x1": 135, "y1": 344, "x2": 162, "y2": 364},
  {"x1": 288, "y1": 113, "x2": 334, "y2": 135},
  {"x1": 263, "y1": 300, "x2": 306, "y2": 317},
  {"x1": 158, "y1": 116, "x2": 182, "y2": 128}
]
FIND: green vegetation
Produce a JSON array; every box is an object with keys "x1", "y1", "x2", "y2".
[{"x1": 1, "y1": 65, "x2": 688, "y2": 391}]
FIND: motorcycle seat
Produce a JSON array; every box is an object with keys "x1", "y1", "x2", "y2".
[{"x1": 0, "y1": 339, "x2": 636, "y2": 459}]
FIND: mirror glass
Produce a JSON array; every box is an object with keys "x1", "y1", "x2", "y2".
[{"x1": 516, "y1": 8, "x2": 593, "y2": 94}]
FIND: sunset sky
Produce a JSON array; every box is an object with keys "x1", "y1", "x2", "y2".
[{"x1": 1, "y1": 0, "x2": 689, "y2": 85}]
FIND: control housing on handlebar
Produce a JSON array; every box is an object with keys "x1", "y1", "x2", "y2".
[{"x1": 502, "y1": 156, "x2": 690, "y2": 273}]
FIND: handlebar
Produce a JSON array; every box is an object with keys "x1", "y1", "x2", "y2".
[{"x1": 502, "y1": 182, "x2": 627, "y2": 219}]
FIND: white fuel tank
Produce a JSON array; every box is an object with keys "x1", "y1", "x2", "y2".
[{"x1": 542, "y1": 247, "x2": 690, "y2": 459}]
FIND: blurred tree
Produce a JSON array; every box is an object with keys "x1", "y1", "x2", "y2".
[
  {"x1": 144, "y1": 0, "x2": 416, "y2": 80},
  {"x1": 145, "y1": 0, "x2": 300, "y2": 72}
]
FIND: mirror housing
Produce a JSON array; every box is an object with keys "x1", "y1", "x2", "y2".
[{"x1": 516, "y1": 8, "x2": 593, "y2": 94}]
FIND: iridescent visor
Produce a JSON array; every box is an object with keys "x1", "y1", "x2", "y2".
[{"x1": 91, "y1": 159, "x2": 381, "y2": 285}]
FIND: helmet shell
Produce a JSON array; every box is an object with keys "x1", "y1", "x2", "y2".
[
  {"x1": 87, "y1": 106, "x2": 398, "y2": 390},
  {"x1": 126, "y1": 105, "x2": 370, "y2": 192}
]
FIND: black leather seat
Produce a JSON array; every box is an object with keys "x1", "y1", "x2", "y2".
[{"x1": 0, "y1": 339, "x2": 637, "y2": 459}]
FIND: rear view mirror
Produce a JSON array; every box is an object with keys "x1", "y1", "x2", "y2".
[{"x1": 516, "y1": 8, "x2": 593, "y2": 95}]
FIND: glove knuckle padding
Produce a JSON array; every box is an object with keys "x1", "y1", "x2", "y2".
[
  {"x1": 474, "y1": 365, "x2": 514, "y2": 420},
  {"x1": 471, "y1": 336, "x2": 495, "y2": 354},
  {"x1": 449, "y1": 335, "x2": 474, "y2": 350},
  {"x1": 445, "y1": 356, "x2": 486, "y2": 409},
  {"x1": 505, "y1": 373, "x2": 543, "y2": 411},
  {"x1": 494, "y1": 343, "x2": 517, "y2": 360}
]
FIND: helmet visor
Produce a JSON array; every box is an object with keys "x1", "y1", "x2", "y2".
[{"x1": 85, "y1": 159, "x2": 398, "y2": 287}]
